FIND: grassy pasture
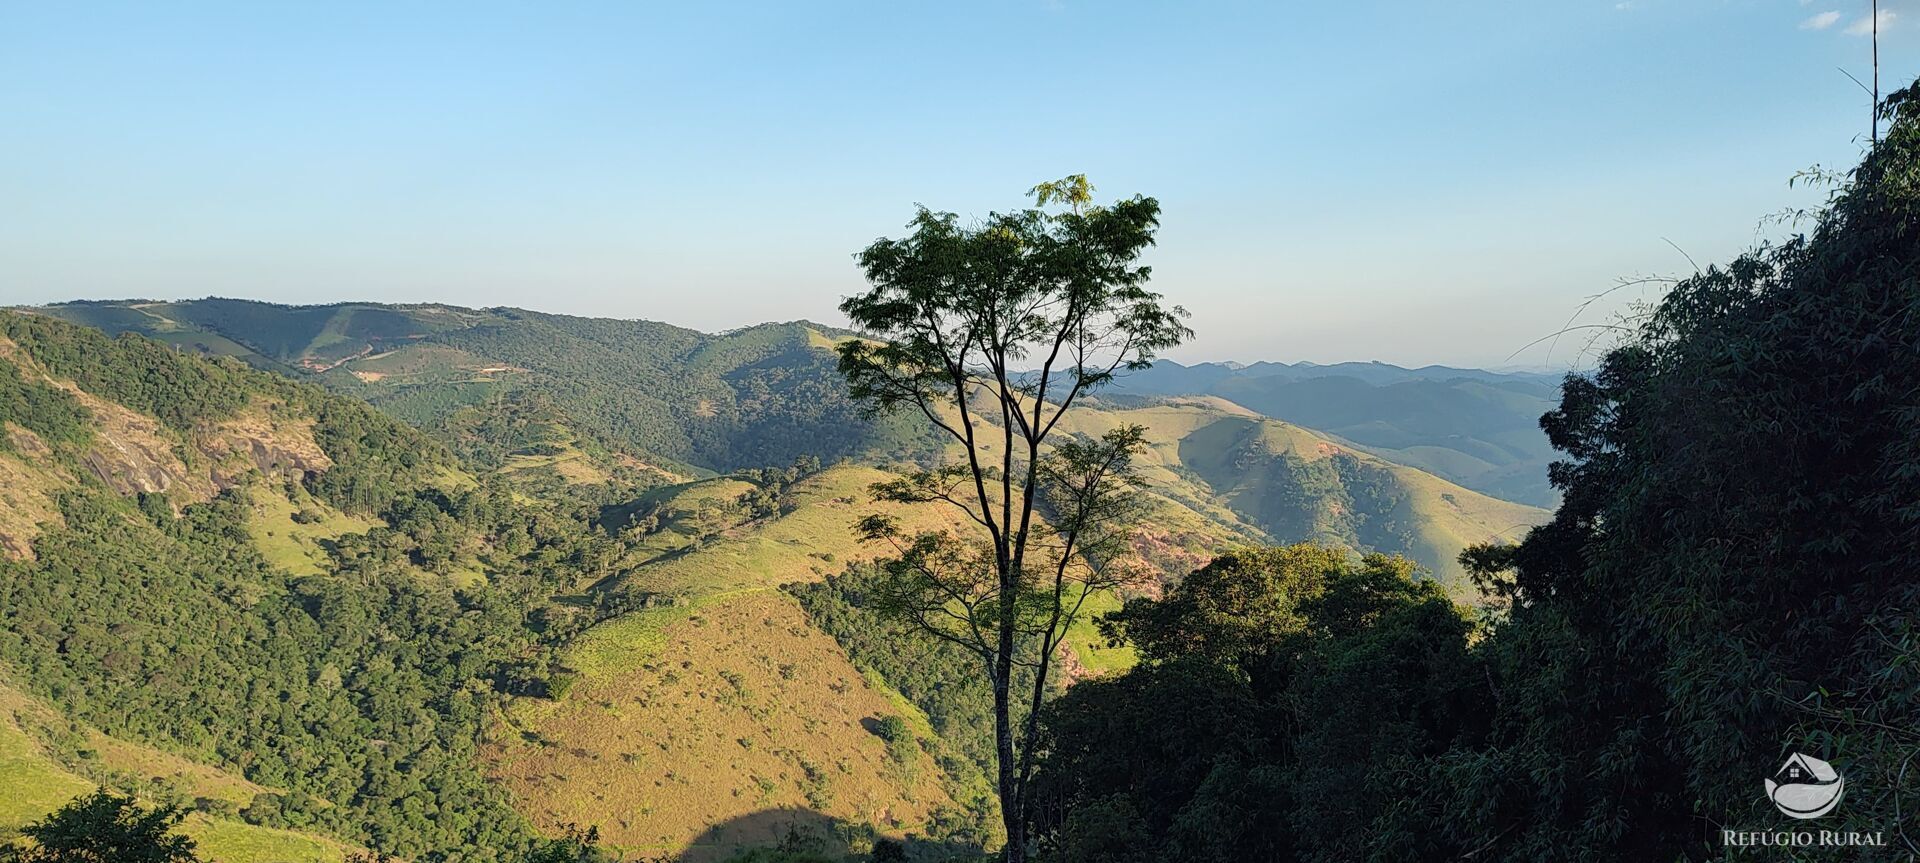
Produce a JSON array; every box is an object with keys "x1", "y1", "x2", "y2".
[{"x1": 489, "y1": 590, "x2": 954, "y2": 862}]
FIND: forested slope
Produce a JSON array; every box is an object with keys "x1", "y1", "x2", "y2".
[
  {"x1": 33, "y1": 300, "x2": 937, "y2": 476},
  {"x1": 0, "y1": 311, "x2": 635, "y2": 861}
]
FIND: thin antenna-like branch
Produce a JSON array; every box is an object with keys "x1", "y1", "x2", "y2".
[
  {"x1": 1660, "y1": 237, "x2": 1701, "y2": 275},
  {"x1": 1840, "y1": 67, "x2": 1874, "y2": 100},
  {"x1": 1504, "y1": 324, "x2": 1632, "y2": 364},
  {"x1": 1542, "y1": 276, "x2": 1676, "y2": 364}
]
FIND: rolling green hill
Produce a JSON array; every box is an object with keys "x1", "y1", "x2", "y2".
[
  {"x1": 0, "y1": 674, "x2": 356, "y2": 863},
  {"x1": 1040, "y1": 396, "x2": 1542, "y2": 587},
  {"x1": 5, "y1": 301, "x2": 1546, "y2": 862},
  {"x1": 0, "y1": 312, "x2": 1015, "y2": 861},
  {"x1": 1111, "y1": 359, "x2": 1565, "y2": 507},
  {"x1": 0, "y1": 310, "x2": 637, "y2": 861},
  {"x1": 34, "y1": 299, "x2": 937, "y2": 477}
]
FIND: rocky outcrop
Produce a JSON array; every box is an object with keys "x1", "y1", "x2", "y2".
[{"x1": 0, "y1": 334, "x2": 336, "y2": 558}]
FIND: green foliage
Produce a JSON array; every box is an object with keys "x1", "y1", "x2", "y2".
[
  {"x1": 0, "y1": 488, "x2": 538, "y2": 860},
  {"x1": 735, "y1": 456, "x2": 823, "y2": 519},
  {"x1": 1372, "y1": 80, "x2": 1920, "y2": 862},
  {"x1": 1032, "y1": 546, "x2": 1478, "y2": 863},
  {"x1": 0, "y1": 360, "x2": 91, "y2": 452},
  {"x1": 789, "y1": 567, "x2": 999, "y2": 779},
  {"x1": 1099, "y1": 544, "x2": 1353, "y2": 672},
  {"x1": 521, "y1": 825, "x2": 606, "y2": 863},
  {"x1": 1038, "y1": 77, "x2": 1920, "y2": 863},
  {"x1": 0, "y1": 314, "x2": 647, "y2": 861},
  {"x1": 837, "y1": 177, "x2": 1190, "y2": 862},
  {"x1": 419, "y1": 312, "x2": 937, "y2": 472},
  {"x1": 40, "y1": 301, "x2": 942, "y2": 475},
  {"x1": 1, "y1": 313, "x2": 251, "y2": 433},
  {"x1": 1, "y1": 789, "x2": 199, "y2": 863},
  {"x1": 0, "y1": 309, "x2": 450, "y2": 518}
]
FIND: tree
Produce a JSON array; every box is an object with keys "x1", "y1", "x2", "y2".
[
  {"x1": 836, "y1": 174, "x2": 1190, "y2": 861},
  {"x1": 1030, "y1": 548, "x2": 1486, "y2": 863},
  {"x1": 2, "y1": 790, "x2": 199, "y2": 863},
  {"x1": 1376, "y1": 79, "x2": 1920, "y2": 862}
]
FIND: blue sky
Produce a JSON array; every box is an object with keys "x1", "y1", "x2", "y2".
[{"x1": 1, "y1": 1, "x2": 1908, "y2": 366}]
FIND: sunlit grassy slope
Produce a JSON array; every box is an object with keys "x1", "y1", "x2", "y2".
[
  {"x1": 244, "y1": 484, "x2": 381, "y2": 577},
  {"x1": 600, "y1": 466, "x2": 957, "y2": 597},
  {"x1": 491, "y1": 466, "x2": 978, "y2": 859},
  {"x1": 487, "y1": 449, "x2": 1339, "y2": 858},
  {"x1": 948, "y1": 392, "x2": 1544, "y2": 586},
  {"x1": 493, "y1": 589, "x2": 958, "y2": 862},
  {"x1": 0, "y1": 677, "x2": 352, "y2": 863},
  {"x1": 521, "y1": 402, "x2": 1529, "y2": 856},
  {"x1": 26, "y1": 297, "x2": 1550, "y2": 861},
  {"x1": 1163, "y1": 408, "x2": 1542, "y2": 584}
]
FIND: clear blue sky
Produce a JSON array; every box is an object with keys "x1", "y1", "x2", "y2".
[{"x1": 1, "y1": 1, "x2": 1908, "y2": 367}]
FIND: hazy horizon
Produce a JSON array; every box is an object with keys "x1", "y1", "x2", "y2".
[{"x1": 23, "y1": 293, "x2": 1593, "y2": 372}]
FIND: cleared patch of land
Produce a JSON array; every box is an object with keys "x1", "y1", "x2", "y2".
[{"x1": 244, "y1": 484, "x2": 381, "y2": 576}]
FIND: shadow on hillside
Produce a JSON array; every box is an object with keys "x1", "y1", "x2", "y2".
[{"x1": 661, "y1": 806, "x2": 984, "y2": 863}]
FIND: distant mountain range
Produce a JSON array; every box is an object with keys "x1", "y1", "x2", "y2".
[
  {"x1": 26, "y1": 298, "x2": 1547, "y2": 577},
  {"x1": 1108, "y1": 359, "x2": 1566, "y2": 507},
  {"x1": 32, "y1": 298, "x2": 929, "y2": 477}
]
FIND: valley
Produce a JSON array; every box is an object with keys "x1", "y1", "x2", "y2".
[
  {"x1": 7, "y1": 8, "x2": 1912, "y2": 860},
  {"x1": 0, "y1": 303, "x2": 1544, "y2": 860}
]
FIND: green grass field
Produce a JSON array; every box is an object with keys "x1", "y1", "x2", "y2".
[
  {"x1": 244, "y1": 485, "x2": 381, "y2": 577},
  {"x1": 184, "y1": 814, "x2": 349, "y2": 863},
  {"x1": 0, "y1": 696, "x2": 92, "y2": 830}
]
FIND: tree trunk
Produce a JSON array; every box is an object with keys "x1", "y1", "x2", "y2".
[
  {"x1": 994, "y1": 670, "x2": 1026, "y2": 862},
  {"x1": 995, "y1": 553, "x2": 1026, "y2": 863}
]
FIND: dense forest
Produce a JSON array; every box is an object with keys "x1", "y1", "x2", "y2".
[
  {"x1": 1022, "y1": 83, "x2": 1920, "y2": 861},
  {"x1": 0, "y1": 312, "x2": 643, "y2": 861}
]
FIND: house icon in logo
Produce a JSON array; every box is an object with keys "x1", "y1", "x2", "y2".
[{"x1": 1765, "y1": 753, "x2": 1845, "y2": 820}]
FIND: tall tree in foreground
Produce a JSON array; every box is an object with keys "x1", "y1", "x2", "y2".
[{"x1": 837, "y1": 175, "x2": 1189, "y2": 862}]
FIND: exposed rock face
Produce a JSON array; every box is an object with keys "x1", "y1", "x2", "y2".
[
  {"x1": 0, "y1": 336, "x2": 335, "y2": 558},
  {"x1": 201, "y1": 409, "x2": 333, "y2": 489},
  {"x1": 48, "y1": 376, "x2": 332, "y2": 504},
  {"x1": 63, "y1": 384, "x2": 200, "y2": 498}
]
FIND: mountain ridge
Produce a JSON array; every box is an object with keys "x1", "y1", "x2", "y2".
[{"x1": 1108, "y1": 358, "x2": 1565, "y2": 507}]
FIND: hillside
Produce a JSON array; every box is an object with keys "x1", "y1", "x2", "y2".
[
  {"x1": 4, "y1": 303, "x2": 1545, "y2": 862},
  {"x1": 33, "y1": 299, "x2": 1561, "y2": 512},
  {"x1": 490, "y1": 464, "x2": 1116, "y2": 859},
  {"x1": 32, "y1": 299, "x2": 1547, "y2": 578},
  {"x1": 1049, "y1": 397, "x2": 1542, "y2": 586},
  {"x1": 1109, "y1": 359, "x2": 1564, "y2": 507},
  {"x1": 0, "y1": 312, "x2": 1021, "y2": 861},
  {"x1": 0, "y1": 674, "x2": 355, "y2": 863},
  {"x1": 34, "y1": 299, "x2": 937, "y2": 477},
  {"x1": 0, "y1": 310, "x2": 635, "y2": 861}
]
